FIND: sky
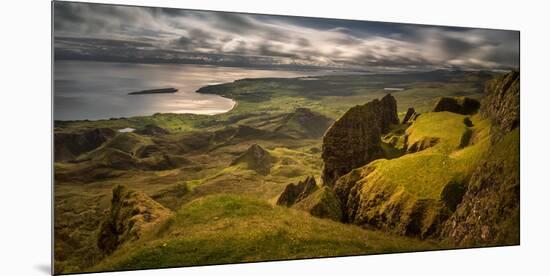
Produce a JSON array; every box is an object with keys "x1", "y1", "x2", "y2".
[{"x1": 54, "y1": 1, "x2": 519, "y2": 71}]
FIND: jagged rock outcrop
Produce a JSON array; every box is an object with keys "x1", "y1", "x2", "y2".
[
  {"x1": 277, "y1": 176, "x2": 342, "y2": 221},
  {"x1": 380, "y1": 94, "x2": 400, "y2": 131},
  {"x1": 402, "y1": 107, "x2": 416, "y2": 124},
  {"x1": 274, "y1": 108, "x2": 334, "y2": 138},
  {"x1": 321, "y1": 94, "x2": 398, "y2": 186},
  {"x1": 276, "y1": 176, "x2": 318, "y2": 207},
  {"x1": 135, "y1": 124, "x2": 169, "y2": 136},
  {"x1": 432, "y1": 96, "x2": 480, "y2": 115},
  {"x1": 97, "y1": 185, "x2": 172, "y2": 254},
  {"x1": 230, "y1": 144, "x2": 274, "y2": 175},
  {"x1": 480, "y1": 71, "x2": 520, "y2": 137},
  {"x1": 55, "y1": 128, "x2": 116, "y2": 162}
]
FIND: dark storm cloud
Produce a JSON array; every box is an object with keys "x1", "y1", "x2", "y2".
[
  {"x1": 54, "y1": 1, "x2": 519, "y2": 71},
  {"x1": 441, "y1": 37, "x2": 477, "y2": 57}
]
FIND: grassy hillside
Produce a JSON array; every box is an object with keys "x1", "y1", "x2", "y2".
[
  {"x1": 334, "y1": 111, "x2": 493, "y2": 237},
  {"x1": 91, "y1": 194, "x2": 439, "y2": 272},
  {"x1": 53, "y1": 70, "x2": 504, "y2": 274},
  {"x1": 377, "y1": 113, "x2": 490, "y2": 199}
]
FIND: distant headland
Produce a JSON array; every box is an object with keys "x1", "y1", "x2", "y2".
[{"x1": 128, "y1": 88, "x2": 178, "y2": 95}]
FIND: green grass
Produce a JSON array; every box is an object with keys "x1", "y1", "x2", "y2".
[
  {"x1": 91, "y1": 194, "x2": 439, "y2": 272},
  {"x1": 366, "y1": 112, "x2": 492, "y2": 200},
  {"x1": 54, "y1": 71, "x2": 496, "y2": 273},
  {"x1": 374, "y1": 154, "x2": 459, "y2": 199},
  {"x1": 333, "y1": 110, "x2": 494, "y2": 237},
  {"x1": 406, "y1": 112, "x2": 470, "y2": 154}
]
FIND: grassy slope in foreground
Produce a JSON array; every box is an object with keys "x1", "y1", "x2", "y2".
[{"x1": 93, "y1": 195, "x2": 438, "y2": 272}]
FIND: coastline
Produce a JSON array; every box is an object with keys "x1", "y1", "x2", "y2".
[
  {"x1": 54, "y1": 60, "x2": 316, "y2": 122},
  {"x1": 54, "y1": 87, "x2": 240, "y2": 123}
]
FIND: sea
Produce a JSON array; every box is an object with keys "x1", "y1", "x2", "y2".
[{"x1": 54, "y1": 60, "x2": 326, "y2": 121}]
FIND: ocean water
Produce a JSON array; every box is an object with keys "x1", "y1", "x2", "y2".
[{"x1": 54, "y1": 61, "x2": 316, "y2": 121}]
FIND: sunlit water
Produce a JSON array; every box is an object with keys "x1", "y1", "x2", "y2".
[{"x1": 54, "y1": 61, "x2": 324, "y2": 121}]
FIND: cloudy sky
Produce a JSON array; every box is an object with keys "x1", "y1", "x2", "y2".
[{"x1": 54, "y1": 1, "x2": 519, "y2": 71}]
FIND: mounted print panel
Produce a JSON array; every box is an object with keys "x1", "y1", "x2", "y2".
[{"x1": 52, "y1": 1, "x2": 520, "y2": 274}]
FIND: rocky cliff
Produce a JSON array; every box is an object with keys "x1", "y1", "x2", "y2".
[
  {"x1": 440, "y1": 71, "x2": 520, "y2": 246},
  {"x1": 380, "y1": 94, "x2": 400, "y2": 132},
  {"x1": 320, "y1": 72, "x2": 519, "y2": 243},
  {"x1": 97, "y1": 185, "x2": 172, "y2": 254},
  {"x1": 321, "y1": 94, "x2": 398, "y2": 186},
  {"x1": 480, "y1": 71, "x2": 520, "y2": 137}
]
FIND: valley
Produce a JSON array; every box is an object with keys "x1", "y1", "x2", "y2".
[{"x1": 53, "y1": 70, "x2": 519, "y2": 274}]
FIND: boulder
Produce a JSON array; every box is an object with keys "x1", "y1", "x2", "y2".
[
  {"x1": 322, "y1": 94, "x2": 398, "y2": 186},
  {"x1": 432, "y1": 96, "x2": 480, "y2": 115}
]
